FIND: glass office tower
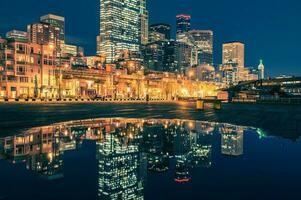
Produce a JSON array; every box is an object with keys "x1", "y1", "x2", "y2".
[
  {"x1": 40, "y1": 14, "x2": 65, "y2": 47},
  {"x1": 176, "y1": 14, "x2": 191, "y2": 34},
  {"x1": 98, "y1": 0, "x2": 146, "y2": 63}
]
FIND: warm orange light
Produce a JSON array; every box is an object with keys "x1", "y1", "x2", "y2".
[
  {"x1": 49, "y1": 44, "x2": 54, "y2": 50},
  {"x1": 47, "y1": 152, "x2": 53, "y2": 162}
]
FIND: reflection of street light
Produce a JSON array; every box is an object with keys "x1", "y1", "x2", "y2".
[
  {"x1": 47, "y1": 152, "x2": 53, "y2": 162},
  {"x1": 188, "y1": 121, "x2": 194, "y2": 129},
  {"x1": 129, "y1": 61, "x2": 135, "y2": 68},
  {"x1": 189, "y1": 70, "x2": 194, "y2": 80}
]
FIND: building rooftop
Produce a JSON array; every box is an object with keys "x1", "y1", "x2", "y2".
[{"x1": 40, "y1": 14, "x2": 65, "y2": 22}]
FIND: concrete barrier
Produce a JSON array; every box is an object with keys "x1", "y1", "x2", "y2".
[
  {"x1": 0, "y1": 97, "x2": 173, "y2": 104},
  {"x1": 196, "y1": 99, "x2": 222, "y2": 110}
]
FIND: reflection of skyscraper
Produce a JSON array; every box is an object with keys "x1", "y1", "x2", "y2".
[
  {"x1": 174, "y1": 155, "x2": 191, "y2": 183},
  {"x1": 220, "y1": 126, "x2": 244, "y2": 156},
  {"x1": 174, "y1": 125, "x2": 190, "y2": 155},
  {"x1": 143, "y1": 123, "x2": 169, "y2": 172},
  {"x1": 190, "y1": 131, "x2": 213, "y2": 168},
  {"x1": 0, "y1": 118, "x2": 254, "y2": 192},
  {"x1": 173, "y1": 123, "x2": 191, "y2": 183},
  {"x1": 97, "y1": 134, "x2": 145, "y2": 200}
]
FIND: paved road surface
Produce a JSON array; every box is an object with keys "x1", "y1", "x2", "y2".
[{"x1": 0, "y1": 102, "x2": 300, "y2": 140}]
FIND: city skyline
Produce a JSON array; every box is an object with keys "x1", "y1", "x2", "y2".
[
  {"x1": 1, "y1": 0, "x2": 300, "y2": 77},
  {"x1": 1, "y1": 1, "x2": 301, "y2": 199}
]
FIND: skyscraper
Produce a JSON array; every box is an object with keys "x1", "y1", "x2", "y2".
[
  {"x1": 98, "y1": 0, "x2": 146, "y2": 63},
  {"x1": 176, "y1": 42, "x2": 192, "y2": 73},
  {"x1": 176, "y1": 29, "x2": 213, "y2": 69},
  {"x1": 150, "y1": 23, "x2": 171, "y2": 40},
  {"x1": 140, "y1": 0, "x2": 149, "y2": 45},
  {"x1": 176, "y1": 14, "x2": 191, "y2": 34},
  {"x1": 222, "y1": 42, "x2": 245, "y2": 67},
  {"x1": 27, "y1": 22, "x2": 60, "y2": 48},
  {"x1": 143, "y1": 41, "x2": 166, "y2": 71},
  {"x1": 164, "y1": 40, "x2": 178, "y2": 72},
  {"x1": 40, "y1": 14, "x2": 65, "y2": 47},
  {"x1": 185, "y1": 30, "x2": 213, "y2": 66},
  {"x1": 148, "y1": 31, "x2": 166, "y2": 43}
]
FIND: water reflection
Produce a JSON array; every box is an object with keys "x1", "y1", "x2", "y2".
[
  {"x1": 220, "y1": 125, "x2": 244, "y2": 156},
  {"x1": 0, "y1": 118, "x2": 260, "y2": 199}
]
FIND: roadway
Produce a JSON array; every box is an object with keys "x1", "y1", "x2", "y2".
[{"x1": 0, "y1": 102, "x2": 300, "y2": 140}]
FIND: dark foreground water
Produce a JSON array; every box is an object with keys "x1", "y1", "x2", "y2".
[{"x1": 0, "y1": 118, "x2": 301, "y2": 200}]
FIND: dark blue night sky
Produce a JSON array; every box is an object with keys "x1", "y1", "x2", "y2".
[{"x1": 1, "y1": 0, "x2": 300, "y2": 77}]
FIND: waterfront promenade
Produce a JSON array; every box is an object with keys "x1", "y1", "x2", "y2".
[{"x1": 0, "y1": 102, "x2": 300, "y2": 140}]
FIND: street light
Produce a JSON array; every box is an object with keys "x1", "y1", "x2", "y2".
[{"x1": 49, "y1": 44, "x2": 54, "y2": 50}]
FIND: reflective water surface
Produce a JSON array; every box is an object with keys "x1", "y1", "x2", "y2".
[{"x1": 0, "y1": 118, "x2": 301, "y2": 200}]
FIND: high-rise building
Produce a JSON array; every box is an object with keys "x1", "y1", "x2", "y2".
[
  {"x1": 190, "y1": 30, "x2": 213, "y2": 66},
  {"x1": 40, "y1": 14, "x2": 65, "y2": 47},
  {"x1": 150, "y1": 23, "x2": 171, "y2": 40},
  {"x1": 142, "y1": 40, "x2": 179, "y2": 73},
  {"x1": 96, "y1": 36, "x2": 101, "y2": 55},
  {"x1": 176, "y1": 42, "x2": 192, "y2": 73},
  {"x1": 62, "y1": 44, "x2": 84, "y2": 57},
  {"x1": 140, "y1": 0, "x2": 149, "y2": 45},
  {"x1": 148, "y1": 31, "x2": 166, "y2": 43},
  {"x1": 98, "y1": 0, "x2": 146, "y2": 63},
  {"x1": 164, "y1": 40, "x2": 178, "y2": 72},
  {"x1": 27, "y1": 22, "x2": 61, "y2": 49},
  {"x1": 143, "y1": 41, "x2": 166, "y2": 71},
  {"x1": 176, "y1": 14, "x2": 191, "y2": 35},
  {"x1": 222, "y1": 42, "x2": 245, "y2": 67},
  {"x1": 219, "y1": 61, "x2": 238, "y2": 86},
  {"x1": 178, "y1": 30, "x2": 214, "y2": 66},
  {"x1": 258, "y1": 59, "x2": 265, "y2": 79}
]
